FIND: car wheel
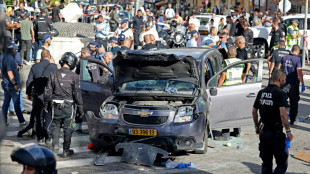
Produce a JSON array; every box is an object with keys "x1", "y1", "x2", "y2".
[
  {"x1": 253, "y1": 40, "x2": 266, "y2": 58},
  {"x1": 193, "y1": 123, "x2": 209, "y2": 154}
]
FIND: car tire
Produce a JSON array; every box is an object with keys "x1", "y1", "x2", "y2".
[
  {"x1": 193, "y1": 123, "x2": 209, "y2": 154},
  {"x1": 253, "y1": 40, "x2": 266, "y2": 58}
]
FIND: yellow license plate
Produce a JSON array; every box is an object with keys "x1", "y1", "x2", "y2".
[{"x1": 129, "y1": 128, "x2": 157, "y2": 136}]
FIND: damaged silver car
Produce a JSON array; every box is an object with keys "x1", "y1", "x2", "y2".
[{"x1": 81, "y1": 48, "x2": 264, "y2": 154}]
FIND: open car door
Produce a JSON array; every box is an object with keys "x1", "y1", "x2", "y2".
[
  {"x1": 206, "y1": 59, "x2": 264, "y2": 129},
  {"x1": 79, "y1": 58, "x2": 113, "y2": 116}
]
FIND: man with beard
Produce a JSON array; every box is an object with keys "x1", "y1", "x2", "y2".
[{"x1": 35, "y1": 35, "x2": 55, "y2": 63}]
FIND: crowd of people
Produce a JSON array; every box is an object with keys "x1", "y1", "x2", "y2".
[{"x1": 0, "y1": 1, "x2": 308, "y2": 173}]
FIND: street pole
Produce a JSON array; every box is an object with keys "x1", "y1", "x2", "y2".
[
  {"x1": 283, "y1": 0, "x2": 285, "y2": 14},
  {"x1": 302, "y1": 0, "x2": 308, "y2": 68}
]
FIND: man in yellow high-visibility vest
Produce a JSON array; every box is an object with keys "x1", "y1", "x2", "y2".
[{"x1": 286, "y1": 19, "x2": 301, "y2": 49}]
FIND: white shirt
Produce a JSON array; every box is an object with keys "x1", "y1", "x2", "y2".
[
  {"x1": 115, "y1": 27, "x2": 133, "y2": 39},
  {"x1": 165, "y1": 8, "x2": 175, "y2": 19},
  {"x1": 36, "y1": 46, "x2": 53, "y2": 60},
  {"x1": 139, "y1": 28, "x2": 159, "y2": 45},
  {"x1": 189, "y1": 18, "x2": 200, "y2": 31}
]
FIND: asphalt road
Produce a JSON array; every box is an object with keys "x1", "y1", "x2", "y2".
[{"x1": 1, "y1": 63, "x2": 310, "y2": 174}]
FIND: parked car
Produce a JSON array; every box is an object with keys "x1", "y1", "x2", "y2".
[
  {"x1": 196, "y1": 14, "x2": 272, "y2": 58},
  {"x1": 81, "y1": 48, "x2": 264, "y2": 154},
  {"x1": 282, "y1": 14, "x2": 310, "y2": 50}
]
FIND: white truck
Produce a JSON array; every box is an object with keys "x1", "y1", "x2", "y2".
[{"x1": 196, "y1": 14, "x2": 272, "y2": 58}]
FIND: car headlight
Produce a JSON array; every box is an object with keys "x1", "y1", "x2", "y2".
[
  {"x1": 99, "y1": 104, "x2": 119, "y2": 119},
  {"x1": 174, "y1": 106, "x2": 194, "y2": 123}
]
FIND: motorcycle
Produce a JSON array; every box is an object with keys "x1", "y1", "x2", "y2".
[{"x1": 165, "y1": 20, "x2": 187, "y2": 48}]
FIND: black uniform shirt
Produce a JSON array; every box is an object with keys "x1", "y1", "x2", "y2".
[
  {"x1": 253, "y1": 84, "x2": 287, "y2": 128},
  {"x1": 34, "y1": 15, "x2": 53, "y2": 40},
  {"x1": 270, "y1": 48, "x2": 290, "y2": 73},
  {"x1": 51, "y1": 6, "x2": 61, "y2": 22},
  {"x1": 243, "y1": 28, "x2": 254, "y2": 47},
  {"x1": 26, "y1": 59, "x2": 58, "y2": 96},
  {"x1": 142, "y1": 43, "x2": 157, "y2": 50},
  {"x1": 270, "y1": 29, "x2": 285, "y2": 47},
  {"x1": 44, "y1": 67, "x2": 83, "y2": 115},
  {"x1": 237, "y1": 47, "x2": 249, "y2": 73}
]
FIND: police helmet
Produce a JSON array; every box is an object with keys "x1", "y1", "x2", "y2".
[
  {"x1": 59, "y1": 52, "x2": 77, "y2": 70},
  {"x1": 50, "y1": 28, "x2": 59, "y2": 37},
  {"x1": 11, "y1": 144, "x2": 57, "y2": 174},
  {"x1": 170, "y1": 20, "x2": 178, "y2": 28}
]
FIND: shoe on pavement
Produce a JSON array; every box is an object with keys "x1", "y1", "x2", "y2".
[
  {"x1": 37, "y1": 139, "x2": 45, "y2": 145},
  {"x1": 24, "y1": 61, "x2": 33, "y2": 65},
  {"x1": 53, "y1": 146, "x2": 59, "y2": 153},
  {"x1": 19, "y1": 121, "x2": 27, "y2": 127},
  {"x1": 8, "y1": 111, "x2": 15, "y2": 116},
  {"x1": 290, "y1": 120, "x2": 295, "y2": 125},
  {"x1": 45, "y1": 139, "x2": 52, "y2": 147},
  {"x1": 22, "y1": 110, "x2": 29, "y2": 114},
  {"x1": 62, "y1": 149, "x2": 74, "y2": 158},
  {"x1": 17, "y1": 131, "x2": 23, "y2": 137}
]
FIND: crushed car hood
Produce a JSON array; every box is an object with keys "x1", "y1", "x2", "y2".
[{"x1": 113, "y1": 50, "x2": 200, "y2": 89}]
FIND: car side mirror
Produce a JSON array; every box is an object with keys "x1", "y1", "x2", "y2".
[{"x1": 210, "y1": 87, "x2": 217, "y2": 96}]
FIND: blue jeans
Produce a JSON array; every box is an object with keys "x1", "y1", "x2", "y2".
[
  {"x1": 1, "y1": 83, "x2": 25, "y2": 124},
  {"x1": 9, "y1": 89, "x2": 25, "y2": 111}
]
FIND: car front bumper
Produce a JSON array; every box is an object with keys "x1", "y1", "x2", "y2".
[{"x1": 85, "y1": 111, "x2": 206, "y2": 151}]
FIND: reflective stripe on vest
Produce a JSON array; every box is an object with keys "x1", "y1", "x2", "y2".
[
  {"x1": 286, "y1": 25, "x2": 299, "y2": 46},
  {"x1": 223, "y1": 58, "x2": 244, "y2": 86}
]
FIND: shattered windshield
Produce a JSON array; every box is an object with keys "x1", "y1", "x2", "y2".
[{"x1": 120, "y1": 80, "x2": 197, "y2": 95}]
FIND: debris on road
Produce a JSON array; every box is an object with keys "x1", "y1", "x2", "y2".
[
  {"x1": 294, "y1": 151, "x2": 310, "y2": 163},
  {"x1": 115, "y1": 143, "x2": 169, "y2": 167}
]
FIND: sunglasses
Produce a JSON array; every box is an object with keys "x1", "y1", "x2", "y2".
[{"x1": 219, "y1": 37, "x2": 224, "y2": 39}]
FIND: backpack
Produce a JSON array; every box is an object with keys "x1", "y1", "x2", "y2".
[{"x1": 29, "y1": 64, "x2": 52, "y2": 97}]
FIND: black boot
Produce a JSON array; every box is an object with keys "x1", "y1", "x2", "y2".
[{"x1": 17, "y1": 125, "x2": 32, "y2": 137}]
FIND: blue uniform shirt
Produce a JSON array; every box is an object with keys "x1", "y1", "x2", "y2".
[
  {"x1": 1, "y1": 53, "x2": 21, "y2": 88},
  {"x1": 280, "y1": 54, "x2": 302, "y2": 84},
  {"x1": 111, "y1": 46, "x2": 120, "y2": 55},
  {"x1": 96, "y1": 52, "x2": 105, "y2": 61},
  {"x1": 108, "y1": 61, "x2": 113, "y2": 76},
  {"x1": 186, "y1": 39, "x2": 197, "y2": 47},
  {"x1": 95, "y1": 21, "x2": 110, "y2": 39}
]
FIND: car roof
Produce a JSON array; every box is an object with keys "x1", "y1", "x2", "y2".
[
  {"x1": 123, "y1": 48, "x2": 214, "y2": 60},
  {"x1": 282, "y1": 14, "x2": 306, "y2": 19}
]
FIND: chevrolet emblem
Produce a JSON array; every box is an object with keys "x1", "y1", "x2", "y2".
[{"x1": 137, "y1": 110, "x2": 153, "y2": 117}]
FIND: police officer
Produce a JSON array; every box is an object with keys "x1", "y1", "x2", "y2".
[
  {"x1": 21, "y1": 49, "x2": 57, "y2": 144},
  {"x1": 94, "y1": 15, "x2": 110, "y2": 45},
  {"x1": 269, "y1": 21, "x2": 285, "y2": 51},
  {"x1": 11, "y1": 143, "x2": 57, "y2": 174},
  {"x1": 133, "y1": 9, "x2": 143, "y2": 49},
  {"x1": 88, "y1": 41, "x2": 98, "y2": 57},
  {"x1": 242, "y1": 21, "x2": 254, "y2": 58},
  {"x1": 252, "y1": 69, "x2": 293, "y2": 174},
  {"x1": 1, "y1": 42, "x2": 26, "y2": 126},
  {"x1": 286, "y1": 19, "x2": 301, "y2": 50},
  {"x1": 44, "y1": 52, "x2": 83, "y2": 157},
  {"x1": 268, "y1": 40, "x2": 290, "y2": 83},
  {"x1": 278, "y1": 45, "x2": 305, "y2": 125},
  {"x1": 186, "y1": 30, "x2": 198, "y2": 47},
  {"x1": 235, "y1": 36, "x2": 251, "y2": 83},
  {"x1": 118, "y1": 38, "x2": 131, "y2": 51},
  {"x1": 142, "y1": 34, "x2": 157, "y2": 50},
  {"x1": 218, "y1": 46, "x2": 244, "y2": 139},
  {"x1": 33, "y1": 10, "x2": 53, "y2": 48}
]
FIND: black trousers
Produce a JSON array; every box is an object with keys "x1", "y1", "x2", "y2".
[
  {"x1": 283, "y1": 83, "x2": 300, "y2": 122},
  {"x1": 32, "y1": 96, "x2": 45, "y2": 140},
  {"x1": 44, "y1": 110, "x2": 52, "y2": 140},
  {"x1": 259, "y1": 130, "x2": 288, "y2": 174},
  {"x1": 52, "y1": 106, "x2": 73, "y2": 152},
  {"x1": 134, "y1": 31, "x2": 140, "y2": 49}
]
